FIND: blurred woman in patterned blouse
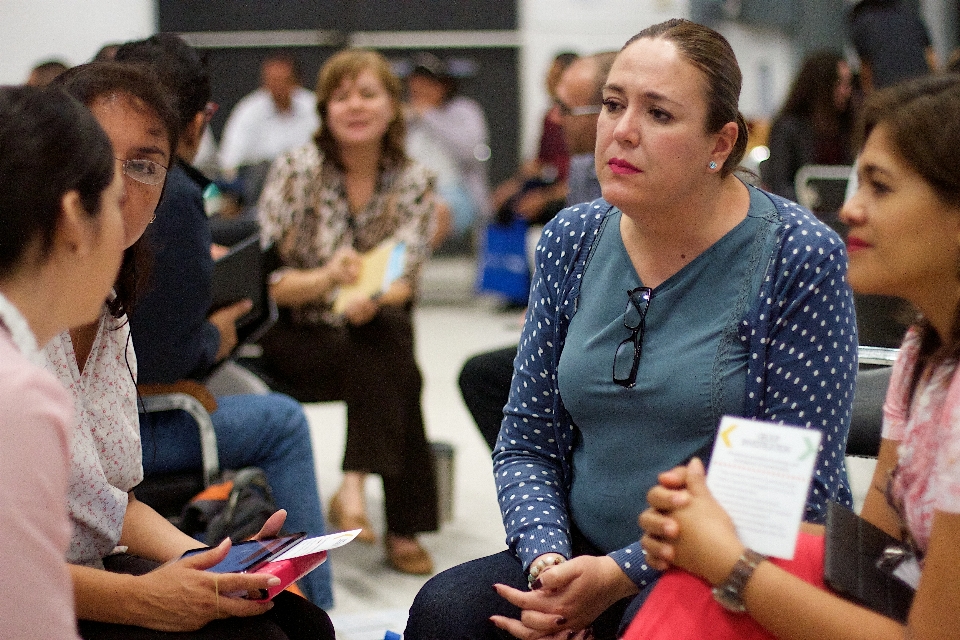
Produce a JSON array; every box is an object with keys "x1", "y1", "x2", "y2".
[{"x1": 257, "y1": 48, "x2": 439, "y2": 575}]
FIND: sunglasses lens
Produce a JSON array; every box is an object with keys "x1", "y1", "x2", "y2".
[
  {"x1": 613, "y1": 338, "x2": 637, "y2": 383},
  {"x1": 623, "y1": 301, "x2": 642, "y2": 330}
]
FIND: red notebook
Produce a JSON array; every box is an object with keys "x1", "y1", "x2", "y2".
[
  {"x1": 247, "y1": 529, "x2": 359, "y2": 600},
  {"x1": 250, "y1": 549, "x2": 329, "y2": 601}
]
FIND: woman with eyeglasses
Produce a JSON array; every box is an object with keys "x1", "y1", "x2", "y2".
[
  {"x1": 634, "y1": 73, "x2": 960, "y2": 640},
  {"x1": 0, "y1": 83, "x2": 124, "y2": 640},
  {"x1": 41, "y1": 62, "x2": 335, "y2": 640},
  {"x1": 114, "y1": 33, "x2": 335, "y2": 611},
  {"x1": 405, "y1": 19, "x2": 856, "y2": 640}
]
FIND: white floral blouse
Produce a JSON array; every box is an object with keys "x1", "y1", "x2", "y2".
[
  {"x1": 258, "y1": 143, "x2": 436, "y2": 326},
  {"x1": 42, "y1": 310, "x2": 142, "y2": 568}
]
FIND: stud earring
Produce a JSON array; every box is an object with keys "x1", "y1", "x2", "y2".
[{"x1": 708, "y1": 161, "x2": 718, "y2": 170}]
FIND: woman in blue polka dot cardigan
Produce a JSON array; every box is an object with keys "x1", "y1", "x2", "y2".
[{"x1": 405, "y1": 19, "x2": 856, "y2": 640}]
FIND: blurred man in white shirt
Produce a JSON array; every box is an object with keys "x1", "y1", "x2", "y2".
[{"x1": 218, "y1": 53, "x2": 319, "y2": 181}]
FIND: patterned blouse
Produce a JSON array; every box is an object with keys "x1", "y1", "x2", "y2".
[
  {"x1": 883, "y1": 328, "x2": 960, "y2": 556},
  {"x1": 258, "y1": 143, "x2": 436, "y2": 326},
  {"x1": 42, "y1": 310, "x2": 142, "y2": 568}
]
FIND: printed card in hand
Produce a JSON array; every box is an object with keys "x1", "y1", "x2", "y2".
[
  {"x1": 249, "y1": 529, "x2": 360, "y2": 600},
  {"x1": 706, "y1": 416, "x2": 822, "y2": 559}
]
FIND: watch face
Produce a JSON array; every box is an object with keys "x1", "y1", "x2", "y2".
[{"x1": 712, "y1": 585, "x2": 747, "y2": 613}]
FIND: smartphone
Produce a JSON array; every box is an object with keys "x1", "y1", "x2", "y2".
[{"x1": 181, "y1": 532, "x2": 306, "y2": 574}]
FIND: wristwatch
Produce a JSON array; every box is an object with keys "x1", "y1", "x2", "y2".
[{"x1": 711, "y1": 548, "x2": 766, "y2": 613}]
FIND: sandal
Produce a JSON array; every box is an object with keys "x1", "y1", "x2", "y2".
[{"x1": 328, "y1": 492, "x2": 376, "y2": 544}]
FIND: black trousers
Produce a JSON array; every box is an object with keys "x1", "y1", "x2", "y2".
[
  {"x1": 260, "y1": 306, "x2": 438, "y2": 536},
  {"x1": 77, "y1": 555, "x2": 335, "y2": 640},
  {"x1": 458, "y1": 345, "x2": 518, "y2": 450}
]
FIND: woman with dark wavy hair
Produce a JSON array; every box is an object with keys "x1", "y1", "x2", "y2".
[
  {"x1": 41, "y1": 62, "x2": 335, "y2": 640},
  {"x1": 258, "y1": 48, "x2": 440, "y2": 575},
  {"x1": 761, "y1": 50, "x2": 856, "y2": 201}
]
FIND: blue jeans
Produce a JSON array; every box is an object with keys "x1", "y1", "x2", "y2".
[{"x1": 140, "y1": 392, "x2": 334, "y2": 610}]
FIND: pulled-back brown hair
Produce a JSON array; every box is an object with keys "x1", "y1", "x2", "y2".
[
  {"x1": 623, "y1": 19, "x2": 748, "y2": 177},
  {"x1": 313, "y1": 49, "x2": 407, "y2": 172},
  {"x1": 857, "y1": 74, "x2": 960, "y2": 389}
]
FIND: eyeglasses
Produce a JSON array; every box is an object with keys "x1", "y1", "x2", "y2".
[
  {"x1": 553, "y1": 99, "x2": 603, "y2": 118},
  {"x1": 117, "y1": 158, "x2": 167, "y2": 186},
  {"x1": 613, "y1": 286, "x2": 653, "y2": 388}
]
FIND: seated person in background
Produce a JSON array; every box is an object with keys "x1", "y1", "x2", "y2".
[
  {"x1": 25, "y1": 58, "x2": 70, "y2": 86},
  {"x1": 44, "y1": 61, "x2": 335, "y2": 639},
  {"x1": 406, "y1": 19, "x2": 856, "y2": 640},
  {"x1": 0, "y1": 83, "x2": 125, "y2": 640},
  {"x1": 405, "y1": 52, "x2": 492, "y2": 244},
  {"x1": 257, "y1": 48, "x2": 439, "y2": 576},
  {"x1": 218, "y1": 52, "x2": 319, "y2": 206},
  {"x1": 459, "y1": 51, "x2": 615, "y2": 450},
  {"x1": 491, "y1": 51, "x2": 578, "y2": 226},
  {"x1": 760, "y1": 50, "x2": 856, "y2": 202},
  {"x1": 847, "y1": 0, "x2": 936, "y2": 93},
  {"x1": 636, "y1": 73, "x2": 960, "y2": 640},
  {"x1": 114, "y1": 34, "x2": 334, "y2": 610}
]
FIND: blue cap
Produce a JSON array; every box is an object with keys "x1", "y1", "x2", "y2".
[{"x1": 384, "y1": 632, "x2": 402, "y2": 640}]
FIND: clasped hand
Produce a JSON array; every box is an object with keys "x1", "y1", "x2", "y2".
[
  {"x1": 133, "y1": 510, "x2": 288, "y2": 632},
  {"x1": 490, "y1": 554, "x2": 635, "y2": 640},
  {"x1": 639, "y1": 458, "x2": 745, "y2": 586}
]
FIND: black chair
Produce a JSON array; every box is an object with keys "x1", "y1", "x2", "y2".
[
  {"x1": 847, "y1": 346, "x2": 899, "y2": 459},
  {"x1": 794, "y1": 163, "x2": 852, "y2": 236}
]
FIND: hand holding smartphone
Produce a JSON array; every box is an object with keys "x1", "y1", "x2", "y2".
[
  {"x1": 179, "y1": 530, "x2": 358, "y2": 601},
  {"x1": 180, "y1": 532, "x2": 306, "y2": 574}
]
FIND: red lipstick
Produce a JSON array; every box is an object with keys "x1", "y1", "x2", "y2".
[
  {"x1": 608, "y1": 158, "x2": 641, "y2": 175},
  {"x1": 846, "y1": 236, "x2": 870, "y2": 252}
]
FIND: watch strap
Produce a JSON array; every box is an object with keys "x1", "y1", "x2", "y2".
[{"x1": 712, "y1": 548, "x2": 767, "y2": 613}]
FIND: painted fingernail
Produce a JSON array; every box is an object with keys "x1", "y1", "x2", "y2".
[
  {"x1": 556, "y1": 616, "x2": 567, "y2": 626},
  {"x1": 531, "y1": 578, "x2": 542, "y2": 590},
  {"x1": 567, "y1": 631, "x2": 576, "y2": 640}
]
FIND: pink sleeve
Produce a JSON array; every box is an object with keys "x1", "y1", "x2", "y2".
[
  {"x1": 934, "y1": 367, "x2": 960, "y2": 514},
  {"x1": 881, "y1": 329, "x2": 921, "y2": 442},
  {"x1": 0, "y1": 362, "x2": 80, "y2": 639}
]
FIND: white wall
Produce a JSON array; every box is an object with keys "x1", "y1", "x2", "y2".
[
  {"x1": 0, "y1": 0, "x2": 155, "y2": 85},
  {"x1": 517, "y1": 0, "x2": 798, "y2": 158}
]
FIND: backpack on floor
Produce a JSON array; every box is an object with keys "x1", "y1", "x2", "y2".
[{"x1": 179, "y1": 467, "x2": 278, "y2": 544}]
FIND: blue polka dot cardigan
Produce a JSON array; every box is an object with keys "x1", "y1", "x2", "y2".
[{"x1": 493, "y1": 193, "x2": 857, "y2": 588}]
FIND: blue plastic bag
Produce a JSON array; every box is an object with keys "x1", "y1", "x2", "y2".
[{"x1": 477, "y1": 219, "x2": 531, "y2": 306}]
